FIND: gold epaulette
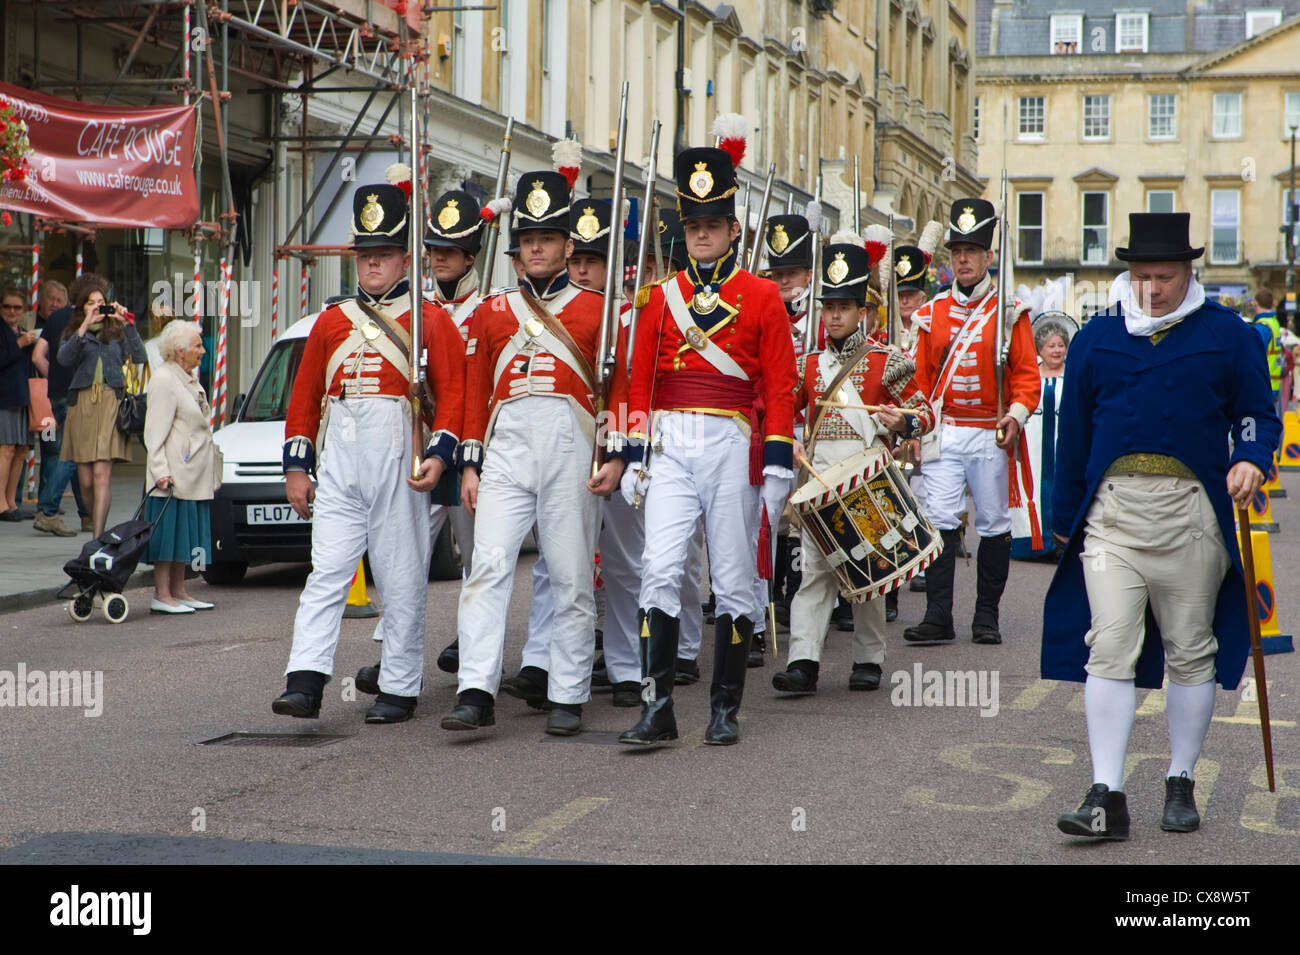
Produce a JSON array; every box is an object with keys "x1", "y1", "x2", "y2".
[
  {"x1": 1104, "y1": 453, "x2": 1196, "y2": 479},
  {"x1": 634, "y1": 275, "x2": 671, "y2": 310}
]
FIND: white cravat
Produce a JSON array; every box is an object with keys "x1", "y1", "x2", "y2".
[{"x1": 1109, "y1": 271, "x2": 1205, "y2": 338}]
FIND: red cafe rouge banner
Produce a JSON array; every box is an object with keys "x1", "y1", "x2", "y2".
[{"x1": 0, "y1": 81, "x2": 198, "y2": 229}]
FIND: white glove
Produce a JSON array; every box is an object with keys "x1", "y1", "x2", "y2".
[
  {"x1": 762, "y1": 472, "x2": 791, "y2": 526},
  {"x1": 620, "y1": 466, "x2": 648, "y2": 506}
]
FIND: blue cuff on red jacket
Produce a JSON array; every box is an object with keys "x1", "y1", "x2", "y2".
[
  {"x1": 283, "y1": 436, "x2": 315, "y2": 475},
  {"x1": 764, "y1": 436, "x2": 794, "y2": 470},
  {"x1": 604, "y1": 431, "x2": 643, "y2": 466},
  {"x1": 425, "y1": 430, "x2": 458, "y2": 468},
  {"x1": 457, "y1": 440, "x2": 485, "y2": 472}
]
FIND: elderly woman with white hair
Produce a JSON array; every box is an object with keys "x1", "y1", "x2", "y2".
[
  {"x1": 1011, "y1": 309, "x2": 1079, "y2": 560},
  {"x1": 142, "y1": 320, "x2": 218, "y2": 614}
]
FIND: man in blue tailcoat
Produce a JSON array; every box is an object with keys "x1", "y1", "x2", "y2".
[{"x1": 1042, "y1": 213, "x2": 1280, "y2": 841}]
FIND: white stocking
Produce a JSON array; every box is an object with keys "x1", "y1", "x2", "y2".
[
  {"x1": 1166, "y1": 679, "x2": 1216, "y2": 780},
  {"x1": 1085, "y1": 674, "x2": 1136, "y2": 791}
]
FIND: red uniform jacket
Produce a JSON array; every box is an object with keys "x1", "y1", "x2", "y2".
[
  {"x1": 628, "y1": 266, "x2": 797, "y2": 470},
  {"x1": 794, "y1": 337, "x2": 936, "y2": 445},
  {"x1": 284, "y1": 295, "x2": 466, "y2": 470},
  {"x1": 460, "y1": 278, "x2": 629, "y2": 467}
]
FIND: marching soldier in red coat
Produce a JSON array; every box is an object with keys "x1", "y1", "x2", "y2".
[
  {"x1": 441, "y1": 169, "x2": 629, "y2": 737},
  {"x1": 272, "y1": 180, "x2": 465, "y2": 724},
  {"x1": 903, "y1": 199, "x2": 1040, "y2": 647},
  {"x1": 619, "y1": 120, "x2": 797, "y2": 746}
]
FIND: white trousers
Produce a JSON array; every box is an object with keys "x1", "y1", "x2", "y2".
[
  {"x1": 370, "y1": 500, "x2": 474, "y2": 647},
  {"x1": 523, "y1": 497, "x2": 707, "y2": 681},
  {"x1": 923, "y1": 423, "x2": 1010, "y2": 535},
  {"x1": 285, "y1": 396, "x2": 431, "y2": 697},
  {"x1": 456, "y1": 397, "x2": 601, "y2": 705},
  {"x1": 641, "y1": 412, "x2": 763, "y2": 623},
  {"x1": 787, "y1": 438, "x2": 886, "y2": 664}
]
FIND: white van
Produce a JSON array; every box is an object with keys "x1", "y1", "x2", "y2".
[{"x1": 205, "y1": 313, "x2": 461, "y2": 584}]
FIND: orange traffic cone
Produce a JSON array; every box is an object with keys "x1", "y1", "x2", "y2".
[{"x1": 342, "y1": 559, "x2": 380, "y2": 618}]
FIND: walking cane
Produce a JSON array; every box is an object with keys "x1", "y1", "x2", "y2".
[{"x1": 1236, "y1": 504, "x2": 1277, "y2": 793}]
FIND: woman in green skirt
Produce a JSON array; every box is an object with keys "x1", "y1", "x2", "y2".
[{"x1": 143, "y1": 321, "x2": 218, "y2": 615}]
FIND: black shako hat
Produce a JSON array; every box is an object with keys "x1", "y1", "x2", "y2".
[
  {"x1": 512, "y1": 170, "x2": 571, "y2": 235},
  {"x1": 425, "y1": 189, "x2": 484, "y2": 253},
  {"x1": 655, "y1": 207, "x2": 687, "y2": 269},
  {"x1": 819, "y1": 241, "x2": 875, "y2": 304},
  {"x1": 764, "y1": 214, "x2": 813, "y2": 270},
  {"x1": 569, "y1": 199, "x2": 613, "y2": 256},
  {"x1": 351, "y1": 183, "x2": 410, "y2": 249},
  {"x1": 675, "y1": 147, "x2": 739, "y2": 221},
  {"x1": 893, "y1": 244, "x2": 928, "y2": 291},
  {"x1": 944, "y1": 198, "x2": 997, "y2": 250},
  {"x1": 1115, "y1": 212, "x2": 1204, "y2": 262}
]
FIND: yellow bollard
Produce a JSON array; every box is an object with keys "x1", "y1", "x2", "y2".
[
  {"x1": 342, "y1": 559, "x2": 380, "y2": 619},
  {"x1": 1247, "y1": 487, "x2": 1280, "y2": 533},
  {"x1": 1279, "y1": 408, "x2": 1300, "y2": 471},
  {"x1": 1247, "y1": 530, "x2": 1294, "y2": 655},
  {"x1": 1264, "y1": 454, "x2": 1286, "y2": 499}
]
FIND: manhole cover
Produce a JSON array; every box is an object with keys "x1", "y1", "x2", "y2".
[
  {"x1": 198, "y1": 732, "x2": 350, "y2": 747},
  {"x1": 541, "y1": 730, "x2": 625, "y2": 745}
]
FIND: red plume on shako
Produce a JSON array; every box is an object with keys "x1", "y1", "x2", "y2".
[
  {"x1": 552, "y1": 138, "x2": 583, "y2": 189},
  {"x1": 386, "y1": 162, "x2": 413, "y2": 200},
  {"x1": 710, "y1": 113, "x2": 748, "y2": 168}
]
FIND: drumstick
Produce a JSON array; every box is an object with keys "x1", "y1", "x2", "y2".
[
  {"x1": 796, "y1": 452, "x2": 831, "y2": 489},
  {"x1": 816, "y1": 397, "x2": 887, "y2": 413}
]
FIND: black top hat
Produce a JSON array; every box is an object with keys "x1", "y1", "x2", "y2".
[
  {"x1": 512, "y1": 170, "x2": 571, "y2": 235},
  {"x1": 893, "y1": 244, "x2": 929, "y2": 291},
  {"x1": 675, "y1": 147, "x2": 739, "y2": 221},
  {"x1": 425, "y1": 189, "x2": 484, "y2": 254},
  {"x1": 569, "y1": 199, "x2": 613, "y2": 256},
  {"x1": 944, "y1": 198, "x2": 997, "y2": 250},
  {"x1": 351, "y1": 183, "x2": 409, "y2": 249},
  {"x1": 819, "y1": 241, "x2": 875, "y2": 304},
  {"x1": 764, "y1": 215, "x2": 813, "y2": 270},
  {"x1": 1115, "y1": 212, "x2": 1204, "y2": 261}
]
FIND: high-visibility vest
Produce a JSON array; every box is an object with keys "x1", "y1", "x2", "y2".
[{"x1": 1256, "y1": 312, "x2": 1282, "y2": 393}]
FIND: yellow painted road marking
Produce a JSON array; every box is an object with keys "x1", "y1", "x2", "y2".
[
  {"x1": 1067, "y1": 689, "x2": 1086, "y2": 713},
  {"x1": 1008, "y1": 680, "x2": 1056, "y2": 711},
  {"x1": 676, "y1": 726, "x2": 707, "y2": 753},
  {"x1": 1135, "y1": 687, "x2": 1166, "y2": 717},
  {"x1": 1213, "y1": 681, "x2": 1296, "y2": 727},
  {"x1": 491, "y1": 797, "x2": 611, "y2": 857}
]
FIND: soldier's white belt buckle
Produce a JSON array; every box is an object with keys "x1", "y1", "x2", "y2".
[
  {"x1": 685, "y1": 325, "x2": 708, "y2": 351},
  {"x1": 524, "y1": 317, "x2": 545, "y2": 338},
  {"x1": 361, "y1": 320, "x2": 382, "y2": 342}
]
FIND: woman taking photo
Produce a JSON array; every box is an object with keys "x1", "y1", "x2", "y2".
[
  {"x1": 0, "y1": 286, "x2": 38, "y2": 520},
  {"x1": 57, "y1": 275, "x2": 146, "y2": 538},
  {"x1": 143, "y1": 320, "x2": 216, "y2": 614}
]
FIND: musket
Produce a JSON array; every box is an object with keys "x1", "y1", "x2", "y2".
[
  {"x1": 994, "y1": 169, "x2": 1012, "y2": 443},
  {"x1": 627, "y1": 119, "x2": 662, "y2": 374},
  {"x1": 748, "y1": 162, "x2": 777, "y2": 274},
  {"x1": 886, "y1": 213, "x2": 901, "y2": 348},
  {"x1": 407, "y1": 81, "x2": 426, "y2": 480},
  {"x1": 802, "y1": 175, "x2": 823, "y2": 359},
  {"x1": 736, "y1": 180, "x2": 752, "y2": 265},
  {"x1": 1236, "y1": 506, "x2": 1277, "y2": 792},
  {"x1": 477, "y1": 117, "x2": 515, "y2": 298},
  {"x1": 592, "y1": 82, "x2": 630, "y2": 477},
  {"x1": 852, "y1": 156, "x2": 861, "y2": 235},
  {"x1": 785, "y1": 192, "x2": 794, "y2": 213}
]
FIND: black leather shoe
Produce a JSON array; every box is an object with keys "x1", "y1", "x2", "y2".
[
  {"x1": 833, "y1": 599, "x2": 854, "y2": 632},
  {"x1": 972, "y1": 625, "x2": 1002, "y2": 645},
  {"x1": 674, "y1": 658, "x2": 700, "y2": 685},
  {"x1": 705, "y1": 614, "x2": 753, "y2": 745},
  {"x1": 849, "y1": 662, "x2": 882, "y2": 691},
  {"x1": 903, "y1": 621, "x2": 956, "y2": 645},
  {"x1": 272, "y1": 671, "x2": 329, "y2": 718},
  {"x1": 620, "y1": 609, "x2": 680, "y2": 745},
  {"x1": 1057, "y1": 783, "x2": 1130, "y2": 841},
  {"x1": 441, "y1": 690, "x2": 495, "y2": 731},
  {"x1": 885, "y1": 590, "x2": 898, "y2": 623},
  {"x1": 1161, "y1": 774, "x2": 1200, "y2": 832},
  {"x1": 908, "y1": 572, "x2": 927, "y2": 593},
  {"x1": 772, "y1": 659, "x2": 819, "y2": 694},
  {"x1": 748, "y1": 632, "x2": 767, "y2": 668},
  {"x1": 355, "y1": 662, "x2": 381, "y2": 695},
  {"x1": 364, "y1": 692, "x2": 416, "y2": 724},
  {"x1": 436, "y1": 639, "x2": 459, "y2": 673},
  {"x1": 501, "y1": 666, "x2": 550, "y2": 709},
  {"x1": 546, "y1": 705, "x2": 582, "y2": 736},
  {"x1": 591, "y1": 652, "x2": 610, "y2": 688},
  {"x1": 611, "y1": 681, "x2": 641, "y2": 707}
]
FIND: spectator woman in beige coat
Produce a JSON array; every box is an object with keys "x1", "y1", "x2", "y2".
[{"x1": 143, "y1": 321, "x2": 217, "y2": 614}]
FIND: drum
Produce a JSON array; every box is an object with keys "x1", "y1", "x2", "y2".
[{"x1": 789, "y1": 445, "x2": 942, "y2": 602}]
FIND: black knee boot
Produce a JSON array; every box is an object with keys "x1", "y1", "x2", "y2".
[
  {"x1": 706, "y1": 613, "x2": 754, "y2": 745},
  {"x1": 903, "y1": 528, "x2": 960, "y2": 644},
  {"x1": 618, "y1": 608, "x2": 680, "y2": 745},
  {"x1": 973, "y1": 532, "x2": 1011, "y2": 643},
  {"x1": 272, "y1": 670, "x2": 330, "y2": 718}
]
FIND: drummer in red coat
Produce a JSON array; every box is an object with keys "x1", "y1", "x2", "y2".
[
  {"x1": 903, "y1": 198, "x2": 1040, "y2": 647},
  {"x1": 618, "y1": 118, "x2": 797, "y2": 746},
  {"x1": 272, "y1": 178, "x2": 465, "y2": 725},
  {"x1": 773, "y1": 234, "x2": 934, "y2": 694}
]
